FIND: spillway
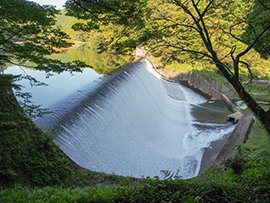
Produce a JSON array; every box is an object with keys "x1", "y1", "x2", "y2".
[{"x1": 37, "y1": 60, "x2": 234, "y2": 179}]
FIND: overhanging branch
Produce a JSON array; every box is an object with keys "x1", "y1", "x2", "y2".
[
  {"x1": 239, "y1": 60, "x2": 253, "y2": 82},
  {"x1": 237, "y1": 23, "x2": 270, "y2": 59},
  {"x1": 258, "y1": 0, "x2": 270, "y2": 11},
  {"x1": 0, "y1": 29, "x2": 24, "y2": 46}
]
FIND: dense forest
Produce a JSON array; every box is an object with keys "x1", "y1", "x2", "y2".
[{"x1": 1, "y1": 0, "x2": 270, "y2": 202}]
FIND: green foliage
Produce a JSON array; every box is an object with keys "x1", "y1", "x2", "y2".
[
  {"x1": 65, "y1": 0, "x2": 150, "y2": 53},
  {"x1": 55, "y1": 11, "x2": 92, "y2": 43},
  {"x1": 242, "y1": 0, "x2": 270, "y2": 58},
  {"x1": 0, "y1": 172, "x2": 269, "y2": 202},
  {"x1": 0, "y1": 187, "x2": 120, "y2": 203},
  {"x1": 65, "y1": 0, "x2": 148, "y2": 29},
  {"x1": 65, "y1": 0, "x2": 270, "y2": 78},
  {"x1": 63, "y1": 0, "x2": 270, "y2": 85},
  {"x1": 0, "y1": 0, "x2": 87, "y2": 72},
  {"x1": 0, "y1": 178, "x2": 248, "y2": 202},
  {"x1": 0, "y1": 75, "x2": 72, "y2": 186},
  {"x1": 53, "y1": 11, "x2": 133, "y2": 73},
  {"x1": 52, "y1": 45, "x2": 131, "y2": 74}
]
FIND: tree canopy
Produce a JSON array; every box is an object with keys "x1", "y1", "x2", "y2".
[
  {"x1": 242, "y1": 0, "x2": 270, "y2": 58},
  {"x1": 65, "y1": 0, "x2": 270, "y2": 134},
  {"x1": 0, "y1": 0, "x2": 85, "y2": 73},
  {"x1": 65, "y1": 0, "x2": 270, "y2": 63}
]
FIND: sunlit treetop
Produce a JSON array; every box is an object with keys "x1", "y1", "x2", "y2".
[
  {"x1": 65, "y1": 0, "x2": 149, "y2": 52},
  {"x1": 65, "y1": 0, "x2": 270, "y2": 135},
  {"x1": 0, "y1": 0, "x2": 86, "y2": 73},
  {"x1": 65, "y1": 0, "x2": 270, "y2": 60}
]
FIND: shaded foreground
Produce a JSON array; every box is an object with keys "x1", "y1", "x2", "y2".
[{"x1": 1, "y1": 174, "x2": 270, "y2": 203}]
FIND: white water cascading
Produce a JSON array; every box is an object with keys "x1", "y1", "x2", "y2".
[{"x1": 37, "y1": 60, "x2": 235, "y2": 179}]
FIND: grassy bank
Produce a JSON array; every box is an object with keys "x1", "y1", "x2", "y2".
[
  {"x1": 0, "y1": 179, "x2": 243, "y2": 203},
  {"x1": 1, "y1": 166, "x2": 270, "y2": 202}
]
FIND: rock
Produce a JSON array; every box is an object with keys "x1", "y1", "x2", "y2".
[{"x1": 227, "y1": 111, "x2": 243, "y2": 123}]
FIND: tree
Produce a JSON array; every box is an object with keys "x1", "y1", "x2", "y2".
[
  {"x1": 66, "y1": 0, "x2": 270, "y2": 135},
  {"x1": 0, "y1": 0, "x2": 86, "y2": 186},
  {"x1": 242, "y1": 0, "x2": 270, "y2": 58},
  {"x1": 0, "y1": 0, "x2": 85, "y2": 73}
]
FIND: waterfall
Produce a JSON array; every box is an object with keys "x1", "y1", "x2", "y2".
[{"x1": 37, "y1": 60, "x2": 234, "y2": 179}]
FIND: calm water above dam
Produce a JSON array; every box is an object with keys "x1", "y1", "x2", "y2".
[
  {"x1": 5, "y1": 60, "x2": 235, "y2": 179},
  {"x1": 4, "y1": 65, "x2": 101, "y2": 107}
]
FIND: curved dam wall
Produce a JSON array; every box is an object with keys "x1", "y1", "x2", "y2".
[
  {"x1": 135, "y1": 46, "x2": 237, "y2": 100},
  {"x1": 37, "y1": 60, "x2": 235, "y2": 179}
]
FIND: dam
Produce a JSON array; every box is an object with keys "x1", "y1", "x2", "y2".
[{"x1": 35, "y1": 60, "x2": 235, "y2": 179}]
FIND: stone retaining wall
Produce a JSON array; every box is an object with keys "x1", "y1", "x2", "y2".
[
  {"x1": 198, "y1": 116, "x2": 255, "y2": 175},
  {"x1": 156, "y1": 68, "x2": 238, "y2": 99}
]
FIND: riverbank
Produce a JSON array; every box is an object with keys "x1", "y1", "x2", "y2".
[{"x1": 198, "y1": 116, "x2": 255, "y2": 175}]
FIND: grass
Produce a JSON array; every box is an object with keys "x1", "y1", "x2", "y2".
[
  {"x1": 245, "y1": 83, "x2": 270, "y2": 102},
  {"x1": 241, "y1": 122, "x2": 270, "y2": 166},
  {"x1": 0, "y1": 187, "x2": 120, "y2": 203},
  {"x1": 0, "y1": 179, "x2": 244, "y2": 203}
]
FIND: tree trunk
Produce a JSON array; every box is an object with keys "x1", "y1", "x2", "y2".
[
  {"x1": 229, "y1": 74, "x2": 270, "y2": 134},
  {"x1": 235, "y1": 82, "x2": 270, "y2": 135},
  {"x1": 213, "y1": 59, "x2": 270, "y2": 135}
]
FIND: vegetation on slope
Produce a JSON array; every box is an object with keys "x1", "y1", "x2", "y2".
[
  {"x1": 0, "y1": 75, "x2": 71, "y2": 186},
  {"x1": 1, "y1": 149, "x2": 270, "y2": 203},
  {"x1": 52, "y1": 12, "x2": 133, "y2": 74},
  {"x1": 0, "y1": 0, "x2": 86, "y2": 73}
]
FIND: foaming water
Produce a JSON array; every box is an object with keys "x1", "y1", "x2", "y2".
[{"x1": 37, "y1": 60, "x2": 234, "y2": 179}]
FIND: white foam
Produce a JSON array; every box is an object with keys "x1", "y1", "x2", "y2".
[{"x1": 52, "y1": 61, "x2": 234, "y2": 179}]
